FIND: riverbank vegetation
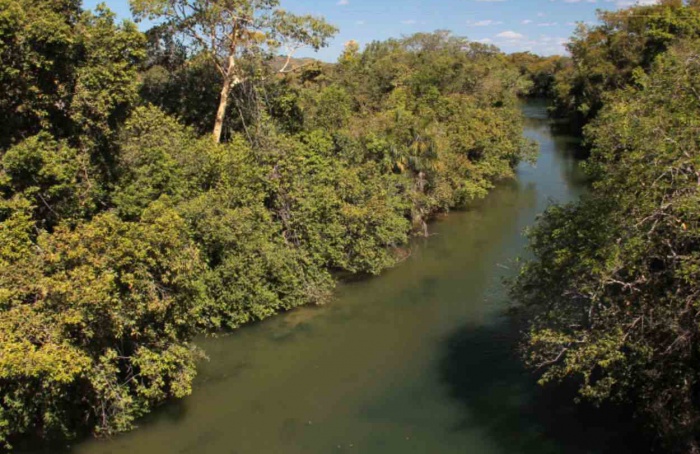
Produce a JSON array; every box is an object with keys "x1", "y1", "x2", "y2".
[
  {"x1": 512, "y1": 1, "x2": 700, "y2": 452},
  {"x1": 0, "y1": 0, "x2": 534, "y2": 448}
]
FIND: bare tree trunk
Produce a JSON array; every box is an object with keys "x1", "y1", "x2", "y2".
[
  {"x1": 213, "y1": 75, "x2": 232, "y2": 143},
  {"x1": 213, "y1": 53, "x2": 239, "y2": 143}
]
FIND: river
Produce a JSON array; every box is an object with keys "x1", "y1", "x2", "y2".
[{"x1": 61, "y1": 100, "x2": 648, "y2": 454}]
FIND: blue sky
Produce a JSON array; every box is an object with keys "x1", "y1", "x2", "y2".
[{"x1": 82, "y1": 0, "x2": 656, "y2": 60}]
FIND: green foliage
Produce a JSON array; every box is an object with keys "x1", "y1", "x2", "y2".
[
  {"x1": 114, "y1": 106, "x2": 336, "y2": 329},
  {"x1": 113, "y1": 106, "x2": 195, "y2": 218},
  {"x1": 139, "y1": 55, "x2": 225, "y2": 136},
  {"x1": 550, "y1": 0, "x2": 700, "y2": 126},
  {"x1": 0, "y1": 202, "x2": 209, "y2": 447},
  {"x1": 0, "y1": 0, "x2": 81, "y2": 147},
  {"x1": 512, "y1": 39, "x2": 700, "y2": 452},
  {"x1": 184, "y1": 193, "x2": 335, "y2": 329},
  {"x1": 1, "y1": 133, "x2": 97, "y2": 229},
  {"x1": 0, "y1": 0, "x2": 144, "y2": 149},
  {"x1": 289, "y1": 32, "x2": 535, "y2": 232},
  {"x1": 129, "y1": 0, "x2": 337, "y2": 142},
  {"x1": 70, "y1": 5, "x2": 145, "y2": 148},
  {"x1": 0, "y1": 0, "x2": 533, "y2": 446},
  {"x1": 259, "y1": 131, "x2": 411, "y2": 274},
  {"x1": 508, "y1": 52, "x2": 570, "y2": 98}
]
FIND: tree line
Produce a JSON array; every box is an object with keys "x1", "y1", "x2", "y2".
[
  {"x1": 510, "y1": 0, "x2": 700, "y2": 452},
  {"x1": 0, "y1": 0, "x2": 535, "y2": 448}
]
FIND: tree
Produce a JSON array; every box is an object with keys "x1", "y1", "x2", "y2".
[
  {"x1": 512, "y1": 39, "x2": 700, "y2": 452},
  {"x1": 0, "y1": 1, "x2": 144, "y2": 150},
  {"x1": 0, "y1": 0, "x2": 80, "y2": 148},
  {"x1": 551, "y1": 0, "x2": 700, "y2": 127},
  {"x1": 130, "y1": 0, "x2": 337, "y2": 143},
  {"x1": 0, "y1": 201, "x2": 209, "y2": 448},
  {"x1": 0, "y1": 20, "x2": 537, "y2": 446},
  {"x1": 508, "y1": 52, "x2": 570, "y2": 97}
]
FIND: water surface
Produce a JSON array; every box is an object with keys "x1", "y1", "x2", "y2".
[{"x1": 67, "y1": 100, "x2": 646, "y2": 454}]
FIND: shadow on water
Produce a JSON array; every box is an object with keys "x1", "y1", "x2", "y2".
[
  {"x1": 439, "y1": 313, "x2": 654, "y2": 454},
  {"x1": 14, "y1": 400, "x2": 191, "y2": 454},
  {"x1": 433, "y1": 99, "x2": 652, "y2": 453}
]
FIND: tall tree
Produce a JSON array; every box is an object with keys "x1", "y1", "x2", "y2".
[
  {"x1": 551, "y1": 0, "x2": 700, "y2": 127},
  {"x1": 512, "y1": 39, "x2": 700, "y2": 452},
  {"x1": 130, "y1": 0, "x2": 337, "y2": 142}
]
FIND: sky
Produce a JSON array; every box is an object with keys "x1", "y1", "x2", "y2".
[{"x1": 82, "y1": 0, "x2": 659, "y2": 61}]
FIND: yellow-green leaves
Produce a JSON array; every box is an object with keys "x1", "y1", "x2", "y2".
[
  {"x1": 512, "y1": 30, "x2": 700, "y2": 453},
  {"x1": 0, "y1": 205, "x2": 209, "y2": 445},
  {"x1": 1, "y1": 10, "x2": 535, "y2": 448}
]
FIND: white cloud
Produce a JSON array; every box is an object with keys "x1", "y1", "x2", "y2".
[
  {"x1": 467, "y1": 19, "x2": 504, "y2": 26},
  {"x1": 497, "y1": 30, "x2": 525, "y2": 39},
  {"x1": 616, "y1": 0, "x2": 659, "y2": 5}
]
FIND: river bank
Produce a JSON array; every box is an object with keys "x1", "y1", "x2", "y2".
[{"x1": 36, "y1": 100, "x2": 649, "y2": 454}]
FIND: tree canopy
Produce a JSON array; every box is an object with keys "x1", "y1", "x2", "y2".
[
  {"x1": 130, "y1": 0, "x2": 337, "y2": 142},
  {"x1": 548, "y1": 0, "x2": 700, "y2": 127},
  {"x1": 0, "y1": 0, "x2": 533, "y2": 448},
  {"x1": 511, "y1": 2, "x2": 700, "y2": 451}
]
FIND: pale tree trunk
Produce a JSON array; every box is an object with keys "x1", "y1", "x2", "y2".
[
  {"x1": 212, "y1": 75, "x2": 232, "y2": 143},
  {"x1": 213, "y1": 55, "x2": 237, "y2": 143}
]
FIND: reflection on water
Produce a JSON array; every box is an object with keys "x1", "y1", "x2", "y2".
[{"x1": 43, "y1": 100, "x2": 648, "y2": 454}]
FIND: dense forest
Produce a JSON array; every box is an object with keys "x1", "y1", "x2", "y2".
[
  {"x1": 6, "y1": 0, "x2": 700, "y2": 451},
  {"x1": 511, "y1": 0, "x2": 700, "y2": 452},
  {"x1": 0, "y1": 0, "x2": 535, "y2": 448}
]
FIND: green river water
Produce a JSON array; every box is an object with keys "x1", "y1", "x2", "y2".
[{"x1": 56, "y1": 100, "x2": 649, "y2": 454}]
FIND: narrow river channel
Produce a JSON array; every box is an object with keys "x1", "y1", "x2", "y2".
[{"x1": 63, "y1": 100, "x2": 648, "y2": 454}]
